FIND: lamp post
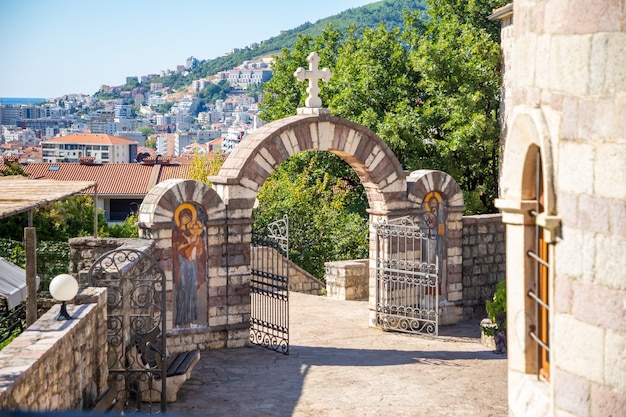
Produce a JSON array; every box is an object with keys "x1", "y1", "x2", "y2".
[{"x1": 49, "y1": 274, "x2": 79, "y2": 320}]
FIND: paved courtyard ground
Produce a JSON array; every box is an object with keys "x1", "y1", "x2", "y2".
[{"x1": 168, "y1": 292, "x2": 508, "y2": 417}]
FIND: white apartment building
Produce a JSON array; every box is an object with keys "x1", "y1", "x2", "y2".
[
  {"x1": 2, "y1": 127, "x2": 37, "y2": 144},
  {"x1": 114, "y1": 104, "x2": 133, "y2": 118},
  {"x1": 155, "y1": 114, "x2": 172, "y2": 125},
  {"x1": 226, "y1": 69, "x2": 272, "y2": 87},
  {"x1": 149, "y1": 95, "x2": 166, "y2": 106},
  {"x1": 41, "y1": 133, "x2": 138, "y2": 163}
]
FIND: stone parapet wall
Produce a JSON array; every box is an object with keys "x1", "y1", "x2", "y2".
[
  {"x1": 325, "y1": 259, "x2": 368, "y2": 300},
  {"x1": 462, "y1": 214, "x2": 506, "y2": 318},
  {"x1": 0, "y1": 287, "x2": 108, "y2": 411},
  {"x1": 69, "y1": 237, "x2": 155, "y2": 281}
]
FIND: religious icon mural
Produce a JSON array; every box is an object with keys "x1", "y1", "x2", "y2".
[
  {"x1": 172, "y1": 202, "x2": 207, "y2": 327},
  {"x1": 424, "y1": 191, "x2": 446, "y2": 238},
  {"x1": 423, "y1": 191, "x2": 446, "y2": 295}
]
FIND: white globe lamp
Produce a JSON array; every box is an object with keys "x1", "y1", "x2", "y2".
[{"x1": 49, "y1": 274, "x2": 79, "y2": 320}]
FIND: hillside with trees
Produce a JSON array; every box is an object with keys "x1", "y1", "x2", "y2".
[{"x1": 97, "y1": 0, "x2": 426, "y2": 95}]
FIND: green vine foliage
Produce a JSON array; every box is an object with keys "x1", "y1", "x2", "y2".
[
  {"x1": 486, "y1": 279, "x2": 506, "y2": 330},
  {"x1": 0, "y1": 238, "x2": 70, "y2": 293}
]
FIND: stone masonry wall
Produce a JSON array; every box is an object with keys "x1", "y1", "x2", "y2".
[
  {"x1": 0, "y1": 287, "x2": 108, "y2": 411},
  {"x1": 251, "y1": 246, "x2": 325, "y2": 295},
  {"x1": 462, "y1": 214, "x2": 506, "y2": 318}
]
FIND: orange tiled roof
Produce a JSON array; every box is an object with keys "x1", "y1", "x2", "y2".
[
  {"x1": 44, "y1": 133, "x2": 138, "y2": 145},
  {"x1": 156, "y1": 164, "x2": 192, "y2": 183},
  {"x1": 0, "y1": 162, "x2": 190, "y2": 196}
]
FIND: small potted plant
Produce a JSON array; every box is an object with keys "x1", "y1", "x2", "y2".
[{"x1": 481, "y1": 280, "x2": 506, "y2": 354}]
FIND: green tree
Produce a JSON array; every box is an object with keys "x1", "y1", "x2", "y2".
[
  {"x1": 153, "y1": 102, "x2": 174, "y2": 114},
  {"x1": 0, "y1": 196, "x2": 111, "y2": 242},
  {"x1": 254, "y1": 151, "x2": 368, "y2": 280},
  {"x1": 137, "y1": 126, "x2": 155, "y2": 140},
  {"x1": 260, "y1": 1, "x2": 504, "y2": 213},
  {"x1": 188, "y1": 148, "x2": 225, "y2": 186},
  {"x1": 106, "y1": 213, "x2": 139, "y2": 238},
  {"x1": 0, "y1": 161, "x2": 28, "y2": 177},
  {"x1": 145, "y1": 136, "x2": 157, "y2": 150},
  {"x1": 328, "y1": 23, "x2": 424, "y2": 166},
  {"x1": 405, "y1": 0, "x2": 505, "y2": 212},
  {"x1": 245, "y1": 82, "x2": 264, "y2": 102}
]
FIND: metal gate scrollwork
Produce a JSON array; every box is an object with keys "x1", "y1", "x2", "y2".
[
  {"x1": 250, "y1": 214, "x2": 289, "y2": 354},
  {"x1": 86, "y1": 248, "x2": 167, "y2": 414},
  {"x1": 375, "y1": 215, "x2": 440, "y2": 336}
]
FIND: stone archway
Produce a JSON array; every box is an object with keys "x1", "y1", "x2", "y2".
[
  {"x1": 209, "y1": 110, "x2": 464, "y2": 336},
  {"x1": 495, "y1": 107, "x2": 560, "y2": 386},
  {"x1": 209, "y1": 111, "x2": 408, "y2": 217},
  {"x1": 137, "y1": 103, "x2": 466, "y2": 349}
]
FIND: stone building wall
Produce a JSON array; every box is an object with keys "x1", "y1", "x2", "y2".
[
  {"x1": 0, "y1": 288, "x2": 108, "y2": 411},
  {"x1": 493, "y1": 1, "x2": 626, "y2": 415},
  {"x1": 462, "y1": 214, "x2": 506, "y2": 318}
]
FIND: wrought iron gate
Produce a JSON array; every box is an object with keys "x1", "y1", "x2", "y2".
[
  {"x1": 86, "y1": 248, "x2": 167, "y2": 414},
  {"x1": 250, "y1": 214, "x2": 289, "y2": 354},
  {"x1": 374, "y1": 215, "x2": 440, "y2": 336}
]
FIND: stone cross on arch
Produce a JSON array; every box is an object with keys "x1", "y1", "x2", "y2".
[{"x1": 294, "y1": 52, "x2": 332, "y2": 109}]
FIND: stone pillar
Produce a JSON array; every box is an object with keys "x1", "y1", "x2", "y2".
[
  {"x1": 136, "y1": 178, "x2": 250, "y2": 351},
  {"x1": 406, "y1": 169, "x2": 465, "y2": 325}
]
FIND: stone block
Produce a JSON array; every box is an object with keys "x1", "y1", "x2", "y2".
[
  {"x1": 602, "y1": 32, "x2": 626, "y2": 95},
  {"x1": 580, "y1": 97, "x2": 617, "y2": 142},
  {"x1": 604, "y1": 330, "x2": 626, "y2": 392},
  {"x1": 594, "y1": 234, "x2": 626, "y2": 291},
  {"x1": 595, "y1": 142, "x2": 626, "y2": 200},
  {"x1": 554, "y1": 314, "x2": 604, "y2": 383},
  {"x1": 549, "y1": 34, "x2": 591, "y2": 95},
  {"x1": 609, "y1": 198, "x2": 626, "y2": 237},
  {"x1": 558, "y1": 141, "x2": 594, "y2": 194},
  {"x1": 590, "y1": 382, "x2": 626, "y2": 417},
  {"x1": 553, "y1": 368, "x2": 591, "y2": 417},
  {"x1": 572, "y1": 281, "x2": 626, "y2": 333},
  {"x1": 447, "y1": 290, "x2": 462, "y2": 302},
  {"x1": 554, "y1": 274, "x2": 573, "y2": 314}
]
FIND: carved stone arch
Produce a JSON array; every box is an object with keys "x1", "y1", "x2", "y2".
[
  {"x1": 499, "y1": 106, "x2": 556, "y2": 215},
  {"x1": 211, "y1": 113, "x2": 409, "y2": 215},
  {"x1": 138, "y1": 178, "x2": 225, "y2": 229},
  {"x1": 406, "y1": 169, "x2": 464, "y2": 209}
]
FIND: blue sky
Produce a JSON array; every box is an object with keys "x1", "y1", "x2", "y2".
[{"x1": 0, "y1": 0, "x2": 375, "y2": 98}]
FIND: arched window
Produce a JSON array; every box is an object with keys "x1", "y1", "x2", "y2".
[{"x1": 525, "y1": 147, "x2": 550, "y2": 381}]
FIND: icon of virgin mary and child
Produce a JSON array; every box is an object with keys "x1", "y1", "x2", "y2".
[{"x1": 173, "y1": 203, "x2": 206, "y2": 326}]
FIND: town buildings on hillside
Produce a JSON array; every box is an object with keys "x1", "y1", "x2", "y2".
[{"x1": 0, "y1": 57, "x2": 272, "y2": 162}]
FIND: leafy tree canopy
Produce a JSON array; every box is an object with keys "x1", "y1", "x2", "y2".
[
  {"x1": 254, "y1": 151, "x2": 368, "y2": 280},
  {"x1": 259, "y1": 0, "x2": 506, "y2": 213}
]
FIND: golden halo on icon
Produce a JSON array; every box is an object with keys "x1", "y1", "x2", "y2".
[
  {"x1": 424, "y1": 191, "x2": 442, "y2": 212},
  {"x1": 174, "y1": 203, "x2": 197, "y2": 227}
]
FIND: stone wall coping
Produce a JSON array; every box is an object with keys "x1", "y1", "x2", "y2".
[
  {"x1": 463, "y1": 213, "x2": 503, "y2": 224},
  {"x1": 325, "y1": 259, "x2": 368, "y2": 267}
]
